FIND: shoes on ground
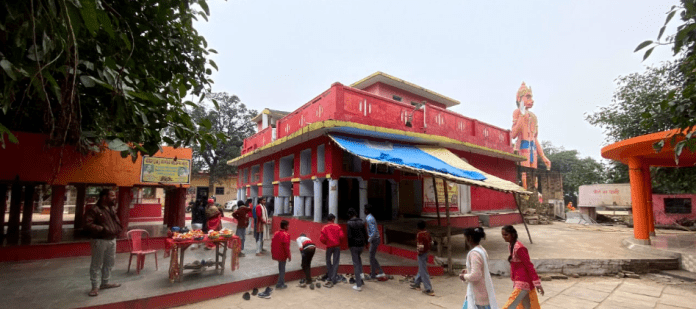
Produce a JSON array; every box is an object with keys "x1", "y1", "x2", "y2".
[
  {"x1": 410, "y1": 283, "x2": 421, "y2": 290},
  {"x1": 376, "y1": 273, "x2": 387, "y2": 279},
  {"x1": 276, "y1": 284, "x2": 287, "y2": 290},
  {"x1": 309, "y1": 284, "x2": 315, "y2": 290},
  {"x1": 324, "y1": 282, "x2": 333, "y2": 288},
  {"x1": 242, "y1": 292, "x2": 250, "y2": 300},
  {"x1": 238, "y1": 253, "x2": 246, "y2": 257},
  {"x1": 349, "y1": 277, "x2": 356, "y2": 284},
  {"x1": 352, "y1": 285, "x2": 362, "y2": 292},
  {"x1": 257, "y1": 291, "x2": 271, "y2": 299},
  {"x1": 298, "y1": 282, "x2": 307, "y2": 288},
  {"x1": 316, "y1": 283, "x2": 321, "y2": 289},
  {"x1": 252, "y1": 287, "x2": 259, "y2": 295},
  {"x1": 422, "y1": 290, "x2": 435, "y2": 296}
]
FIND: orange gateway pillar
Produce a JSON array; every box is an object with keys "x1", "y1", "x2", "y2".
[
  {"x1": 641, "y1": 164, "x2": 656, "y2": 236},
  {"x1": 627, "y1": 157, "x2": 650, "y2": 244}
]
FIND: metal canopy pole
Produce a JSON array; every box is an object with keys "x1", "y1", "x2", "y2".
[
  {"x1": 432, "y1": 177, "x2": 442, "y2": 226},
  {"x1": 514, "y1": 192, "x2": 533, "y2": 244},
  {"x1": 442, "y1": 178, "x2": 453, "y2": 275}
]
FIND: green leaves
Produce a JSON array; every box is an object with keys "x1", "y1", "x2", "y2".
[
  {"x1": 0, "y1": 60, "x2": 16, "y2": 80},
  {"x1": 635, "y1": 40, "x2": 653, "y2": 52},
  {"x1": 79, "y1": 0, "x2": 100, "y2": 36}
]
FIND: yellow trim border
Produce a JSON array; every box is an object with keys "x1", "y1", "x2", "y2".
[{"x1": 228, "y1": 120, "x2": 525, "y2": 166}]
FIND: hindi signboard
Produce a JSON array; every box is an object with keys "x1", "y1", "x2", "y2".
[
  {"x1": 578, "y1": 183, "x2": 631, "y2": 208},
  {"x1": 141, "y1": 156, "x2": 191, "y2": 184},
  {"x1": 423, "y1": 177, "x2": 459, "y2": 213}
]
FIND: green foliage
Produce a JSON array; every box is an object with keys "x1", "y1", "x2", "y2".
[
  {"x1": 585, "y1": 62, "x2": 681, "y2": 143},
  {"x1": 541, "y1": 141, "x2": 606, "y2": 205},
  {"x1": 190, "y1": 92, "x2": 257, "y2": 191},
  {"x1": 0, "y1": 0, "x2": 221, "y2": 159},
  {"x1": 586, "y1": 60, "x2": 696, "y2": 194},
  {"x1": 635, "y1": 0, "x2": 696, "y2": 162}
]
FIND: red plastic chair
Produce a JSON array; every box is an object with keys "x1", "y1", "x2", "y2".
[{"x1": 127, "y1": 229, "x2": 158, "y2": 274}]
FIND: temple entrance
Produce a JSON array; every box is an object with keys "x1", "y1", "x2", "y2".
[
  {"x1": 368, "y1": 179, "x2": 393, "y2": 221},
  {"x1": 337, "y1": 178, "x2": 360, "y2": 220}
]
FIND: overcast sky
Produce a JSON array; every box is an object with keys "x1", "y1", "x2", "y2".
[{"x1": 194, "y1": 0, "x2": 679, "y2": 161}]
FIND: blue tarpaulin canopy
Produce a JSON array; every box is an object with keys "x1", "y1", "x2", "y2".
[
  {"x1": 329, "y1": 135, "x2": 530, "y2": 194},
  {"x1": 330, "y1": 135, "x2": 486, "y2": 181}
]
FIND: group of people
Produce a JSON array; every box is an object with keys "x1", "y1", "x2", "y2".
[
  {"x1": 460, "y1": 225, "x2": 544, "y2": 309},
  {"x1": 84, "y1": 189, "x2": 543, "y2": 308}
]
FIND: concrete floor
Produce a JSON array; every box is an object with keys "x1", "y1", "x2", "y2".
[
  {"x1": 176, "y1": 273, "x2": 696, "y2": 309},
  {"x1": 0, "y1": 221, "x2": 692, "y2": 308}
]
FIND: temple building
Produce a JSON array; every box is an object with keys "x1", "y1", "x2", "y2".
[{"x1": 229, "y1": 72, "x2": 528, "y2": 228}]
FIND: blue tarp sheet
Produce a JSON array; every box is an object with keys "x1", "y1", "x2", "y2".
[{"x1": 331, "y1": 135, "x2": 486, "y2": 181}]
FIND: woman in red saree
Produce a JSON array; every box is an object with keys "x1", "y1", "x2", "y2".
[{"x1": 206, "y1": 199, "x2": 223, "y2": 249}]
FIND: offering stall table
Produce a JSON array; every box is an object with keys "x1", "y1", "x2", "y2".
[{"x1": 165, "y1": 235, "x2": 240, "y2": 282}]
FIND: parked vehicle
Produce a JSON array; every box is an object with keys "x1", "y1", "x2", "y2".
[{"x1": 224, "y1": 200, "x2": 239, "y2": 211}]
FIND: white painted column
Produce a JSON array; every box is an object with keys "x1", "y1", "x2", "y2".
[
  {"x1": 313, "y1": 179, "x2": 323, "y2": 222},
  {"x1": 241, "y1": 188, "x2": 246, "y2": 201},
  {"x1": 294, "y1": 196, "x2": 304, "y2": 217},
  {"x1": 304, "y1": 197, "x2": 312, "y2": 218},
  {"x1": 284, "y1": 197, "x2": 290, "y2": 214},
  {"x1": 359, "y1": 178, "x2": 368, "y2": 220},
  {"x1": 328, "y1": 179, "x2": 338, "y2": 217}
]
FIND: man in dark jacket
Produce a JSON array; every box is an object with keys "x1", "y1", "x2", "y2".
[
  {"x1": 346, "y1": 208, "x2": 368, "y2": 291},
  {"x1": 84, "y1": 189, "x2": 123, "y2": 297}
]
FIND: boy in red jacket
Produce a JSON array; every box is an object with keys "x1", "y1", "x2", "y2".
[
  {"x1": 271, "y1": 219, "x2": 291, "y2": 289},
  {"x1": 320, "y1": 213, "x2": 344, "y2": 287},
  {"x1": 411, "y1": 220, "x2": 434, "y2": 296}
]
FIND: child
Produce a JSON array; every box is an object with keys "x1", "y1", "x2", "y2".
[
  {"x1": 296, "y1": 233, "x2": 316, "y2": 288},
  {"x1": 461, "y1": 227, "x2": 498, "y2": 309},
  {"x1": 320, "y1": 213, "x2": 344, "y2": 288},
  {"x1": 410, "y1": 220, "x2": 434, "y2": 296},
  {"x1": 501, "y1": 225, "x2": 544, "y2": 309},
  {"x1": 271, "y1": 220, "x2": 291, "y2": 289}
]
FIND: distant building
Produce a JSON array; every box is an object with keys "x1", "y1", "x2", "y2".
[{"x1": 186, "y1": 172, "x2": 238, "y2": 206}]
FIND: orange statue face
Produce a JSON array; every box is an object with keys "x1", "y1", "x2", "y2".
[{"x1": 521, "y1": 94, "x2": 534, "y2": 109}]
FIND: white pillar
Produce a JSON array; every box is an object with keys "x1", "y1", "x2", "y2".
[
  {"x1": 329, "y1": 179, "x2": 338, "y2": 217},
  {"x1": 304, "y1": 197, "x2": 312, "y2": 218},
  {"x1": 359, "y1": 178, "x2": 368, "y2": 220},
  {"x1": 313, "y1": 179, "x2": 322, "y2": 222},
  {"x1": 274, "y1": 195, "x2": 280, "y2": 215},
  {"x1": 294, "y1": 196, "x2": 304, "y2": 217},
  {"x1": 284, "y1": 197, "x2": 290, "y2": 214},
  {"x1": 241, "y1": 188, "x2": 246, "y2": 201}
]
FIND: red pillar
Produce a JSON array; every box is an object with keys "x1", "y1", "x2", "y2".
[
  {"x1": 0, "y1": 184, "x2": 7, "y2": 245},
  {"x1": 641, "y1": 165, "x2": 655, "y2": 236},
  {"x1": 117, "y1": 187, "x2": 132, "y2": 238},
  {"x1": 48, "y1": 185, "x2": 66, "y2": 243},
  {"x1": 176, "y1": 188, "x2": 187, "y2": 228},
  {"x1": 21, "y1": 185, "x2": 35, "y2": 245},
  {"x1": 628, "y1": 157, "x2": 650, "y2": 244},
  {"x1": 7, "y1": 184, "x2": 23, "y2": 245},
  {"x1": 74, "y1": 185, "x2": 87, "y2": 230},
  {"x1": 164, "y1": 189, "x2": 172, "y2": 227}
]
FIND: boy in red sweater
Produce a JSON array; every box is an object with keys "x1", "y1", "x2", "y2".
[
  {"x1": 410, "y1": 220, "x2": 434, "y2": 296},
  {"x1": 271, "y1": 220, "x2": 291, "y2": 289},
  {"x1": 320, "y1": 213, "x2": 344, "y2": 287}
]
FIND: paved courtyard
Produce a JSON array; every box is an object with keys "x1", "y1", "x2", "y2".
[{"x1": 176, "y1": 274, "x2": 696, "y2": 309}]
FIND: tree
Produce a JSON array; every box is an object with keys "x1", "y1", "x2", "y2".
[
  {"x1": 0, "y1": 0, "x2": 220, "y2": 159},
  {"x1": 541, "y1": 141, "x2": 606, "y2": 206},
  {"x1": 190, "y1": 92, "x2": 257, "y2": 196},
  {"x1": 586, "y1": 61, "x2": 696, "y2": 193},
  {"x1": 635, "y1": 1, "x2": 696, "y2": 161}
]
